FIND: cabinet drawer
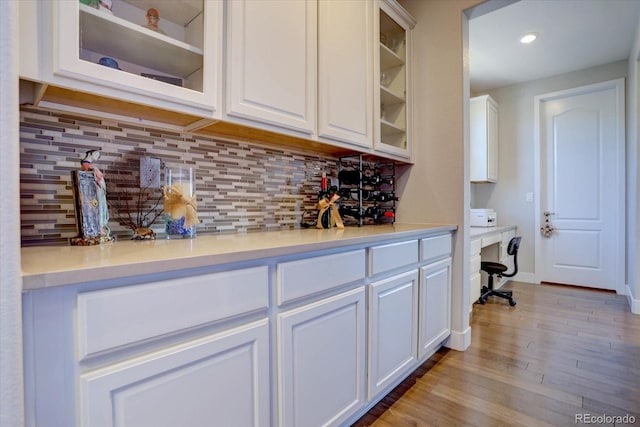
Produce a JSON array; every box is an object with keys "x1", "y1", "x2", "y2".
[
  {"x1": 277, "y1": 250, "x2": 365, "y2": 305},
  {"x1": 420, "y1": 233, "x2": 452, "y2": 263},
  {"x1": 481, "y1": 233, "x2": 501, "y2": 247},
  {"x1": 368, "y1": 240, "x2": 419, "y2": 276},
  {"x1": 77, "y1": 266, "x2": 269, "y2": 359}
]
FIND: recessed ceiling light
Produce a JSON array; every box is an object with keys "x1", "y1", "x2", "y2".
[{"x1": 520, "y1": 33, "x2": 538, "y2": 44}]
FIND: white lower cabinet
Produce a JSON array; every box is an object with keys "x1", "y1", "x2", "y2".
[
  {"x1": 80, "y1": 319, "x2": 270, "y2": 427},
  {"x1": 278, "y1": 286, "x2": 366, "y2": 427},
  {"x1": 419, "y1": 258, "x2": 452, "y2": 359},
  {"x1": 23, "y1": 231, "x2": 455, "y2": 427},
  {"x1": 367, "y1": 270, "x2": 419, "y2": 399}
]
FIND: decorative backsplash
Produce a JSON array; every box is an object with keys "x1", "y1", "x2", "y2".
[{"x1": 19, "y1": 106, "x2": 339, "y2": 246}]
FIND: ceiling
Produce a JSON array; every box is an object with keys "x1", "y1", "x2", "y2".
[{"x1": 469, "y1": 0, "x2": 640, "y2": 93}]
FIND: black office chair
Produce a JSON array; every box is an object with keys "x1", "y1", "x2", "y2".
[{"x1": 477, "y1": 236, "x2": 521, "y2": 306}]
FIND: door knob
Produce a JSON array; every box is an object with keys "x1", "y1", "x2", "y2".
[{"x1": 541, "y1": 211, "x2": 555, "y2": 237}]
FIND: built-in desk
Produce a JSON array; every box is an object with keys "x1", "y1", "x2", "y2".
[{"x1": 470, "y1": 225, "x2": 517, "y2": 307}]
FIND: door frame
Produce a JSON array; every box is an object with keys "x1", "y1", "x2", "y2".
[{"x1": 533, "y1": 78, "x2": 626, "y2": 294}]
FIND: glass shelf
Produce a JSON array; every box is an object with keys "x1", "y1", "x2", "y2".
[
  {"x1": 377, "y1": 3, "x2": 411, "y2": 158},
  {"x1": 80, "y1": 4, "x2": 204, "y2": 79}
]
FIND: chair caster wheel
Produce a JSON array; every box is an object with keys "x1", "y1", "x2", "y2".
[
  {"x1": 509, "y1": 299, "x2": 516, "y2": 307},
  {"x1": 478, "y1": 298, "x2": 486, "y2": 305}
]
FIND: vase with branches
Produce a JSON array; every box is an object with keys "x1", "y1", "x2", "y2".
[{"x1": 107, "y1": 172, "x2": 164, "y2": 240}]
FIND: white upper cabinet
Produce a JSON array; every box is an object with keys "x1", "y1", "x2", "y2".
[
  {"x1": 47, "y1": 0, "x2": 221, "y2": 118},
  {"x1": 470, "y1": 94, "x2": 499, "y2": 182},
  {"x1": 317, "y1": 0, "x2": 373, "y2": 149},
  {"x1": 374, "y1": 0, "x2": 416, "y2": 160},
  {"x1": 226, "y1": 0, "x2": 317, "y2": 135}
]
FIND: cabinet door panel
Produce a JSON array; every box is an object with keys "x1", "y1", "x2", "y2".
[
  {"x1": 227, "y1": 0, "x2": 316, "y2": 134},
  {"x1": 79, "y1": 319, "x2": 270, "y2": 427},
  {"x1": 278, "y1": 287, "x2": 366, "y2": 427},
  {"x1": 318, "y1": 0, "x2": 372, "y2": 147},
  {"x1": 419, "y1": 258, "x2": 452, "y2": 359},
  {"x1": 368, "y1": 270, "x2": 418, "y2": 399}
]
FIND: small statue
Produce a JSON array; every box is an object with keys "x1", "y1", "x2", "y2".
[
  {"x1": 142, "y1": 8, "x2": 166, "y2": 35},
  {"x1": 70, "y1": 150, "x2": 114, "y2": 245},
  {"x1": 98, "y1": 0, "x2": 113, "y2": 14}
]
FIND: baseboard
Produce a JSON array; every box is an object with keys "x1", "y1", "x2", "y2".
[
  {"x1": 625, "y1": 284, "x2": 640, "y2": 314},
  {"x1": 514, "y1": 272, "x2": 535, "y2": 283},
  {"x1": 444, "y1": 326, "x2": 471, "y2": 351}
]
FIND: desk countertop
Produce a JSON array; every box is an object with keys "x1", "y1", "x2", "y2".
[
  {"x1": 21, "y1": 223, "x2": 457, "y2": 291},
  {"x1": 470, "y1": 225, "x2": 516, "y2": 239}
]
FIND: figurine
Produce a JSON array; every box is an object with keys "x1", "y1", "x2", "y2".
[
  {"x1": 70, "y1": 150, "x2": 113, "y2": 245},
  {"x1": 98, "y1": 0, "x2": 113, "y2": 14},
  {"x1": 142, "y1": 8, "x2": 166, "y2": 35}
]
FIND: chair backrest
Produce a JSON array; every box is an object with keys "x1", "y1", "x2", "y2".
[
  {"x1": 502, "y1": 236, "x2": 521, "y2": 278},
  {"x1": 507, "y1": 236, "x2": 521, "y2": 256}
]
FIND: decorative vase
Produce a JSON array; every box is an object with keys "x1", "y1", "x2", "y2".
[{"x1": 163, "y1": 166, "x2": 198, "y2": 239}]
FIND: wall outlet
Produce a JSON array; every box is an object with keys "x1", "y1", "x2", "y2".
[{"x1": 140, "y1": 157, "x2": 161, "y2": 188}]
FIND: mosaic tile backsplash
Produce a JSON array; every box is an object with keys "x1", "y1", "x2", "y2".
[{"x1": 19, "y1": 106, "x2": 339, "y2": 246}]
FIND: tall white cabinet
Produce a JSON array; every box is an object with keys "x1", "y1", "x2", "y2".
[{"x1": 470, "y1": 94, "x2": 499, "y2": 183}]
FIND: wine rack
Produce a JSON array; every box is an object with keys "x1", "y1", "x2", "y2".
[{"x1": 338, "y1": 154, "x2": 397, "y2": 227}]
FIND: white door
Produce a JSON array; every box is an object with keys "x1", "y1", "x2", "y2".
[{"x1": 536, "y1": 79, "x2": 624, "y2": 292}]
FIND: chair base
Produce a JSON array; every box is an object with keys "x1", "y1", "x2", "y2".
[{"x1": 478, "y1": 286, "x2": 516, "y2": 306}]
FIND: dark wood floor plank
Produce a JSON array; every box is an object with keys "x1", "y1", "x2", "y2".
[{"x1": 352, "y1": 281, "x2": 640, "y2": 427}]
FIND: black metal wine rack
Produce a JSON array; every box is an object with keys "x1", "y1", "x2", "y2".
[{"x1": 337, "y1": 154, "x2": 397, "y2": 227}]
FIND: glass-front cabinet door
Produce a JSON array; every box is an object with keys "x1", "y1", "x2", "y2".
[
  {"x1": 374, "y1": 0, "x2": 415, "y2": 160},
  {"x1": 52, "y1": 0, "x2": 220, "y2": 118}
]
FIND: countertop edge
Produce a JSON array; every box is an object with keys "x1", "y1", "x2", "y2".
[
  {"x1": 469, "y1": 225, "x2": 516, "y2": 239},
  {"x1": 22, "y1": 224, "x2": 458, "y2": 291}
]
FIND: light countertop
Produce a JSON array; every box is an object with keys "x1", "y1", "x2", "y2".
[
  {"x1": 22, "y1": 223, "x2": 457, "y2": 290},
  {"x1": 470, "y1": 225, "x2": 516, "y2": 239}
]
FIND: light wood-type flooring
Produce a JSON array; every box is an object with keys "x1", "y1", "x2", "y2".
[{"x1": 352, "y1": 281, "x2": 640, "y2": 427}]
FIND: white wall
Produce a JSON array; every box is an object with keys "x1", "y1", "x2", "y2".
[
  {"x1": 472, "y1": 60, "x2": 628, "y2": 281},
  {"x1": 398, "y1": 0, "x2": 482, "y2": 350},
  {"x1": 0, "y1": 1, "x2": 25, "y2": 427},
  {"x1": 627, "y1": 18, "x2": 640, "y2": 313}
]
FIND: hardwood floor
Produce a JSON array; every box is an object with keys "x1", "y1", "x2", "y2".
[{"x1": 352, "y1": 281, "x2": 640, "y2": 427}]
